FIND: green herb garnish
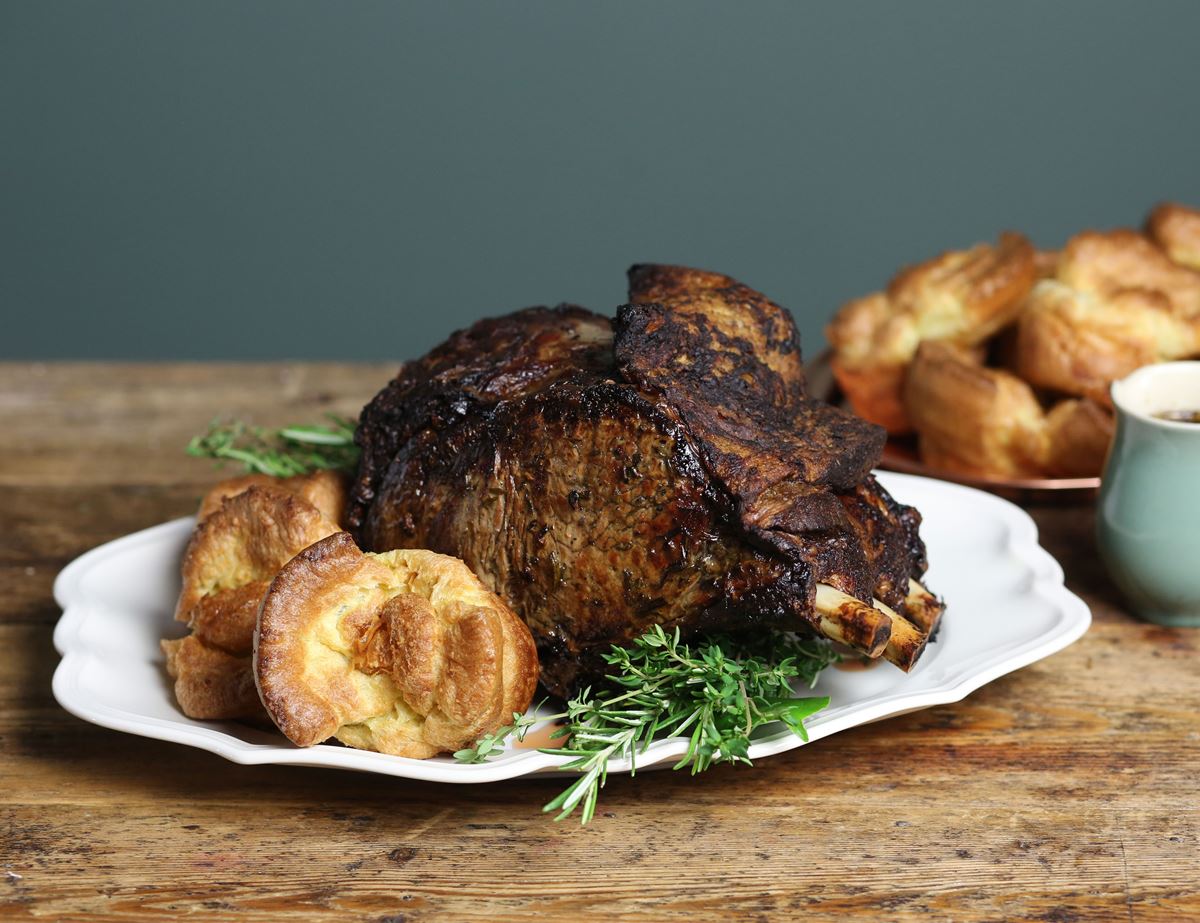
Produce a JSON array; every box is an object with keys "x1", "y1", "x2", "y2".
[
  {"x1": 453, "y1": 704, "x2": 547, "y2": 764},
  {"x1": 456, "y1": 625, "x2": 835, "y2": 824},
  {"x1": 186, "y1": 416, "x2": 360, "y2": 476}
]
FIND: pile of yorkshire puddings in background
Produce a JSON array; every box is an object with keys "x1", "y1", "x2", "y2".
[{"x1": 827, "y1": 201, "x2": 1200, "y2": 479}]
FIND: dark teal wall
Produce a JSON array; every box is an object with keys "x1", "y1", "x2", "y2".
[{"x1": 5, "y1": 1, "x2": 1199, "y2": 360}]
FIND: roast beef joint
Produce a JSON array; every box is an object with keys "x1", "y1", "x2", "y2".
[{"x1": 348, "y1": 264, "x2": 944, "y2": 696}]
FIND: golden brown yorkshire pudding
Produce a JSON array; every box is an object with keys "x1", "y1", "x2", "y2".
[
  {"x1": 1057, "y1": 229, "x2": 1200, "y2": 316},
  {"x1": 255, "y1": 532, "x2": 539, "y2": 759},
  {"x1": 1146, "y1": 202, "x2": 1200, "y2": 272},
  {"x1": 827, "y1": 292, "x2": 911, "y2": 433},
  {"x1": 1034, "y1": 249, "x2": 1061, "y2": 278},
  {"x1": 162, "y1": 635, "x2": 263, "y2": 721},
  {"x1": 196, "y1": 469, "x2": 348, "y2": 525},
  {"x1": 828, "y1": 232, "x2": 1037, "y2": 433},
  {"x1": 904, "y1": 342, "x2": 1047, "y2": 477},
  {"x1": 175, "y1": 485, "x2": 343, "y2": 654},
  {"x1": 1015, "y1": 231, "x2": 1200, "y2": 404},
  {"x1": 164, "y1": 482, "x2": 343, "y2": 721},
  {"x1": 1041, "y1": 398, "x2": 1115, "y2": 478},
  {"x1": 904, "y1": 341, "x2": 1113, "y2": 479}
]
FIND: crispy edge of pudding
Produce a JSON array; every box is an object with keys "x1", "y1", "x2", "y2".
[{"x1": 196, "y1": 469, "x2": 348, "y2": 527}]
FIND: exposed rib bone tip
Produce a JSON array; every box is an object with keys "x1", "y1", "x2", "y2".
[
  {"x1": 814, "y1": 584, "x2": 891, "y2": 659},
  {"x1": 872, "y1": 597, "x2": 928, "y2": 672},
  {"x1": 905, "y1": 578, "x2": 945, "y2": 634}
]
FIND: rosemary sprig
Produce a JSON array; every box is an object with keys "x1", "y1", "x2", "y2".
[
  {"x1": 186, "y1": 416, "x2": 360, "y2": 476},
  {"x1": 456, "y1": 625, "x2": 836, "y2": 824}
]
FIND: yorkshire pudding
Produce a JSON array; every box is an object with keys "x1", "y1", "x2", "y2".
[
  {"x1": 163, "y1": 634, "x2": 262, "y2": 721},
  {"x1": 164, "y1": 477, "x2": 345, "y2": 721},
  {"x1": 175, "y1": 484, "x2": 343, "y2": 654},
  {"x1": 904, "y1": 341, "x2": 1113, "y2": 479},
  {"x1": 828, "y1": 232, "x2": 1037, "y2": 432},
  {"x1": 1147, "y1": 202, "x2": 1200, "y2": 272},
  {"x1": 254, "y1": 532, "x2": 539, "y2": 759},
  {"x1": 1015, "y1": 231, "x2": 1200, "y2": 404}
]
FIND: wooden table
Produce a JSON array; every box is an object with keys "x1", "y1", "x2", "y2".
[{"x1": 3, "y1": 363, "x2": 1197, "y2": 922}]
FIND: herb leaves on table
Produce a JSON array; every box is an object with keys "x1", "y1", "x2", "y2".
[{"x1": 186, "y1": 417, "x2": 360, "y2": 476}]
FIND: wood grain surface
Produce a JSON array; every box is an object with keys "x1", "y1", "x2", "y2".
[{"x1": 2, "y1": 363, "x2": 1197, "y2": 922}]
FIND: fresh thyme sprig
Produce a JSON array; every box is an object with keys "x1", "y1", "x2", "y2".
[
  {"x1": 453, "y1": 705, "x2": 551, "y2": 764},
  {"x1": 186, "y1": 416, "x2": 360, "y2": 476},
  {"x1": 456, "y1": 626, "x2": 836, "y2": 824}
]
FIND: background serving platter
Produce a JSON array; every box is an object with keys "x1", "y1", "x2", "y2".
[
  {"x1": 52, "y1": 472, "x2": 1090, "y2": 784},
  {"x1": 878, "y1": 440, "x2": 1102, "y2": 496}
]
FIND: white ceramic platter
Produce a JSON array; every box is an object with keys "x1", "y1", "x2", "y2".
[{"x1": 52, "y1": 471, "x2": 1090, "y2": 784}]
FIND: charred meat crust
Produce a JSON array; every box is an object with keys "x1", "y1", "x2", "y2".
[
  {"x1": 613, "y1": 302, "x2": 884, "y2": 492},
  {"x1": 626, "y1": 263, "x2": 808, "y2": 398},
  {"x1": 347, "y1": 304, "x2": 613, "y2": 535},
  {"x1": 349, "y1": 266, "x2": 931, "y2": 696},
  {"x1": 360, "y1": 372, "x2": 816, "y2": 695}
]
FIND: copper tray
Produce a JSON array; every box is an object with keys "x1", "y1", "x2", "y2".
[{"x1": 806, "y1": 350, "x2": 1101, "y2": 500}]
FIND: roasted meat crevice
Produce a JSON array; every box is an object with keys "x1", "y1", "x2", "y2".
[{"x1": 348, "y1": 265, "x2": 942, "y2": 695}]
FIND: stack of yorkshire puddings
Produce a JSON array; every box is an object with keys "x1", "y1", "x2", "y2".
[
  {"x1": 163, "y1": 472, "x2": 539, "y2": 759},
  {"x1": 826, "y1": 202, "x2": 1200, "y2": 479}
]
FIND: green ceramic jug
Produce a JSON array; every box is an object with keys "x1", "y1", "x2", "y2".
[{"x1": 1097, "y1": 361, "x2": 1200, "y2": 627}]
